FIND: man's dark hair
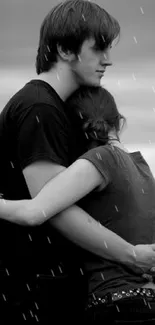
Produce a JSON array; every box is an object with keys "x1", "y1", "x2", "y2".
[
  {"x1": 36, "y1": 0, "x2": 120, "y2": 74},
  {"x1": 66, "y1": 86, "x2": 126, "y2": 147}
]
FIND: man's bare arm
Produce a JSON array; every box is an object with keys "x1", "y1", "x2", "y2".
[
  {"x1": 0, "y1": 160, "x2": 155, "y2": 271},
  {"x1": 22, "y1": 161, "x2": 155, "y2": 272},
  {"x1": 50, "y1": 205, "x2": 155, "y2": 272}
]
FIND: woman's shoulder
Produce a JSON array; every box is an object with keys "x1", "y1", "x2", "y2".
[{"x1": 79, "y1": 144, "x2": 119, "y2": 171}]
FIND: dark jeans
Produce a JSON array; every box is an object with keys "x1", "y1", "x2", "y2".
[
  {"x1": 0, "y1": 273, "x2": 85, "y2": 325},
  {"x1": 85, "y1": 295, "x2": 155, "y2": 324}
]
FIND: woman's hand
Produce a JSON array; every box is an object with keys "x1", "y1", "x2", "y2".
[{"x1": 0, "y1": 198, "x2": 42, "y2": 226}]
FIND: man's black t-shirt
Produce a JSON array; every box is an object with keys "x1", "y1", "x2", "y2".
[
  {"x1": 0, "y1": 79, "x2": 85, "y2": 200},
  {"x1": 0, "y1": 79, "x2": 86, "y2": 267},
  {"x1": 0, "y1": 80, "x2": 87, "y2": 321}
]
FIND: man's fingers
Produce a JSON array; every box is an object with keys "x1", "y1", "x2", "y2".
[{"x1": 142, "y1": 273, "x2": 154, "y2": 281}]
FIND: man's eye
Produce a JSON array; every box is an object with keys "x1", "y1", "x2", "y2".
[
  {"x1": 92, "y1": 45, "x2": 99, "y2": 51},
  {"x1": 92, "y1": 46, "x2": 103, "y2": 52}
]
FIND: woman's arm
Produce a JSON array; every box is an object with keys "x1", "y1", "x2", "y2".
[
  {"x1": 29, "y1": 158, "x2": 103, "y2": 223},
  {"x1": 0, "y1": 158, "x2": 102, "y2": 225},
  {"x1": 1, "y1": 198, "x2": 155, "y2": 271},
  {"x1": 1, "y1": 160, "x2": 155, "y2": 271},
  {"x1": 0, "y1": 158, "x2": 102, "y2": 224}
]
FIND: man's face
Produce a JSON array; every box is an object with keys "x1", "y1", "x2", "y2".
[{"x1": 70, "y1": 38, "x2": 112, "y2": 87}]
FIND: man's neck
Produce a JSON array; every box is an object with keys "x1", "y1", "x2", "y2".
[{"x1": 34, "y1": 63, "x2": 78, "y2": 101}]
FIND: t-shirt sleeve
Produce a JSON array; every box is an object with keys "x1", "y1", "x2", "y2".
[
  {"x1": 17, "y1": 104, "x2": 70, "y2": 169},
  {"x1": 79, "y1": 146, "x2": 112, "y2": 191}
]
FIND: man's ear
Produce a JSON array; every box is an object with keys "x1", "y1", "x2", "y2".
[{"x1": 57, "y1": 44, "x2": 76, "y2": 62}]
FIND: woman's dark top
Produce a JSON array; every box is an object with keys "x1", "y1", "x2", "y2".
[{"x1": 78, "y1": 144, "x2": 155, "y2": 298}]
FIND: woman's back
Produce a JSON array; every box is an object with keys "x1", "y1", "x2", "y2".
[{"x1": 78, "y1": 143, "x2": 155, "y2": 298}]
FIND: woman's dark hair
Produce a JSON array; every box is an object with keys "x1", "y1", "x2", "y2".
[
  {"x1": 36, "y1": 0, "x2": 120, "y2": 74},
  {"x1": 66, "y1": 86, "x2": 126, "y2": 147}
]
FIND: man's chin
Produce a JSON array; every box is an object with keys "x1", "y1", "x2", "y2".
[{"x1": 80, "y1": 79, "x2": 101, "y2": 87}]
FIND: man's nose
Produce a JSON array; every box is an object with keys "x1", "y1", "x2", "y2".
[{"x1": 101, "y1": 50, "x2": 112, "y2": 67}]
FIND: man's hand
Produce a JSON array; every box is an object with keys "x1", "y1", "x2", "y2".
[{"x1": 134, "y1": 244, "x2": 155, "y2": 273}]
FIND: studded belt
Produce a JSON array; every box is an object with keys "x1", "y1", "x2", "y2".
[{"x1": 86, "y1": 287, "x2": 155, "y2": 310}]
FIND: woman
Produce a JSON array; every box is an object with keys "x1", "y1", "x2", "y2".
[{"x1": 1, "y1": 86, "x2": 155, "y2": 323}]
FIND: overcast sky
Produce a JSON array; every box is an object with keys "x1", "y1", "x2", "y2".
[{"x1": 0, "y1": 0, "x2": 155, "y2": 172}]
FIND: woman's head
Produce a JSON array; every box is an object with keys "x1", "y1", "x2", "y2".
[{"x1": 66, "y1": 86, "x2": 126, "y2": 147}]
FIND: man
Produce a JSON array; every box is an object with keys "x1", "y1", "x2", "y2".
[
  {"x1": 0, "y1": 1, "x2": 155, "y2": 324},
  {"x1": 0, "y1": 1, "x2": 118, "y2": 323}
]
